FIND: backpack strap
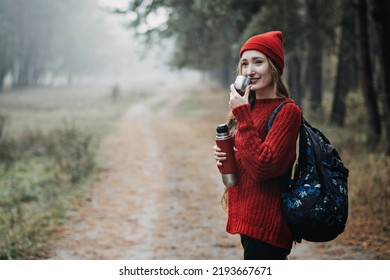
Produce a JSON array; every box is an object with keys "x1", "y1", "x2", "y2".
[
  {"x1": 266, "y1": 100, "x2": 294, "y2": 134},
  {"x1": 265, "y1": 100, "x2": 299, "y2": 190}
]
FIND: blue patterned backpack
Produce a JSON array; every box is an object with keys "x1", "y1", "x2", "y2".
[{"x1": 267, "y1": 101, "x2": 349, "y2": 243}]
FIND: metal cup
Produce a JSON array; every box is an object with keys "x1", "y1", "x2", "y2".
[{"x1": 234, "y1": 75, "x2": 251, "y2": 94}]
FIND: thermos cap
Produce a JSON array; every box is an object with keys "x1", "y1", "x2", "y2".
[{"x1": 216, "y1": 124, "x2": 229, "y2": 134}]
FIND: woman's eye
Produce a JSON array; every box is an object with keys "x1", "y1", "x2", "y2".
[{"x1": 255, "y1": 60, "x2": 263, "y2": 65}]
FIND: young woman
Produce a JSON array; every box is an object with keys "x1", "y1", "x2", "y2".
[{"x1": 213, "y1": 31, "x2": 301, "y2": 260}]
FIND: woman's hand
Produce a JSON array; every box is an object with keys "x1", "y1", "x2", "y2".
[
  {"x1": 213, "y1": 144, "x2": 226, "y2": 166},
  {"x1": 229, "y1": 84, "x2": 251, "y2": 109}
]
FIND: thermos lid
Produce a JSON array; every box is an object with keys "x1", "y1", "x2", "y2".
[{"x1": 216, "y1": 124, "x2": 229, "y2": 133}]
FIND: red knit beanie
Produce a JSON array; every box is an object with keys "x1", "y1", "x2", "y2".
[{"x1": 239, "y1": 31, "x2": 284, "y2": 74}]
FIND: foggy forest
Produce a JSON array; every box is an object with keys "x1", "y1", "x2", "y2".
[{"x1": 0, "y1": 0, "x2": 389, "y2": 262}]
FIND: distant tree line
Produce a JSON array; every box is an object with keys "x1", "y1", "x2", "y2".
[
  {"x1": 128, "y1": 0, "x2": 390, "y2": 153},
  {"x1": 0, "y1": 0, "x2": 118, "y2": 89}
]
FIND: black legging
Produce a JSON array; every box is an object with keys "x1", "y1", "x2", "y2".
[{"x1": 240, "y1": 235, "x2": 290, "y2": 260}]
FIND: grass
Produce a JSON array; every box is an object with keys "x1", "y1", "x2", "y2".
[
  {"x1": 0, "y1": 84, "x2": 143, "y2": 259},
  {"x1": 0, "y1": 85, "x2": 136, "y2": 136}
]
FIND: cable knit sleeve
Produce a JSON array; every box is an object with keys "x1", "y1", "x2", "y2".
[{"x1": 232, "y1": 102, "x2": 301, "y2": 182}]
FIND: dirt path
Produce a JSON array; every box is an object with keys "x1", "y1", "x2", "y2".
[{"x1": 47, "y1": 81, "x2": 374, "y2": 260}]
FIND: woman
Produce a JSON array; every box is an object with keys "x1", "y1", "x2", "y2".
[{"x1": 213, "y1": 31, "x2": 301, "y2": 260}]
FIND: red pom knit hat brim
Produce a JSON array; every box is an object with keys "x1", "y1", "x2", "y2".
[{"x1": 239, "y1": 31, "x2": 285, "y2": 74}]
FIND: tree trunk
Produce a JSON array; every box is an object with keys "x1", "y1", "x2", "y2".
[
  {"x1": 330, "y1": 0, "x2": 356, "y2": 126},
  {"x1": 370, "y1": 0, "x2": 390, "y2": 154},
  {"x1": 287, "y1": 53, "x2": 303, "y2": 107},
  {"x1": 308, "y1": 48, "x2": 323, "y2": 116},
  {"x1": 306, "y1": 0, "x2": 324, "y2": 117},
  {"x1": 17, "y1": 62, "x2": 29, "y2": 87},
  {"x1": 356, "y1": 0, "x2": 381, "y2": 150},
  {"x1": 0, "y1": 69, "x2": 6, "y2": 92}
]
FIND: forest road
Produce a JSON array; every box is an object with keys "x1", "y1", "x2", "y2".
[{"x1": 48, "y1": 81, "x2": 374, "y2": 260}]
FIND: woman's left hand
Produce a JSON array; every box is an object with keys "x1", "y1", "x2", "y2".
[{"x1": 229, "y1": 84, "x2": 251, "y2": 109}]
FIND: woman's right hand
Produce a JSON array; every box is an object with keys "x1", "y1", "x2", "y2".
[
  {"x1": 229, "y1": 84, "x2": 251, "y2": 109},
  {"x1": 213, "y1": 144, "x2": 226, "y2": 166}
]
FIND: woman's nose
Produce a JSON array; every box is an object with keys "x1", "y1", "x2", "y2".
[{"x1": 246, "y1": 64, "x2": 255, "y2": 76}]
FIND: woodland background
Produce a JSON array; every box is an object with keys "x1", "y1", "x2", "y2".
[{"x1": 0, "y1": 0, "x2": 389, "y2": 259}]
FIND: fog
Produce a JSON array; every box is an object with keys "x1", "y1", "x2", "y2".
[
  {"x1": 0, "y1": 0, "x2": 200, "y2": 90},
  {"x1": 93, "y1": 2, "x2": 193, "y2": 87}
]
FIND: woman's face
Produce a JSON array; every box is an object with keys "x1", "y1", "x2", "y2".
[{"x1": 240, "y1": 50, "x2": 273, "y2": 96}]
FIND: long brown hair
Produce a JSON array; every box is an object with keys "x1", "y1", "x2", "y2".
[{"x1": 221, "y1": 57, "x2": 290, "y2": 211}]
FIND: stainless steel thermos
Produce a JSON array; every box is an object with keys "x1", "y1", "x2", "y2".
[{"x1": 215, "y1": 124, "x2": 238, "y2": 187}]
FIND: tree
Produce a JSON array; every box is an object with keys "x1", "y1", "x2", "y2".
[
  {"x1": 370, "y1": 0, "x2": 390, "y2": 154},
  {"x1": 128, "y1": 0, "x2": 263, "y2": 86},
  {"x1": 0, "y1": 0, "x2": 121, "y2": 89},
  {"x1": 356, "y1": 0, "x2": 381, "y2": 150},
  {"x1": 304, "y1": 0, "x2": 338, "y2": 116},
  {"x1": 0, "y1": 0, "x2": 17, "y2": 90},
  {"x1": 330, "y1": 0, "x2": 357, "y2": 126}
]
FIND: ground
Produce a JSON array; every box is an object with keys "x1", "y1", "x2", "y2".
[{"x1": 47, "y1": 81, "x2": 378, "y2": 260}]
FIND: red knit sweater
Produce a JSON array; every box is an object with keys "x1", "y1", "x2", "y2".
[{"x1": 226, "y1": 97, "x2": 301, "y2": 250}]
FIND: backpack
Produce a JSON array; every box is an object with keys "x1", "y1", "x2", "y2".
[{"x1": 266, "y1": 101, "x2": 349, "y2": 243}]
